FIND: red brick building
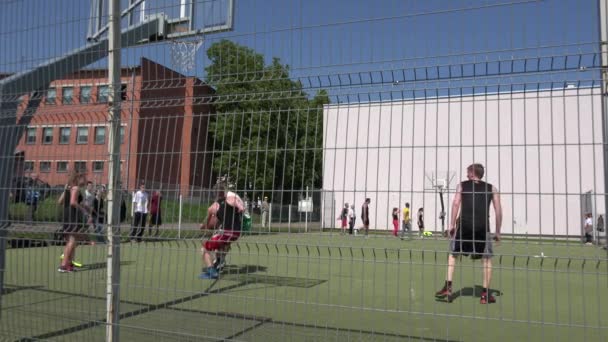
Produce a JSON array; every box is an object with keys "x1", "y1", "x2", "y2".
[{"x1": 13, "y1": 58, "x2": 214, "y2": 195}]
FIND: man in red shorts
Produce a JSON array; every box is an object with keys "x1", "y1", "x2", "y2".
[{"x1": 199, "y1": 184, "x2": 245, "y2": 280}]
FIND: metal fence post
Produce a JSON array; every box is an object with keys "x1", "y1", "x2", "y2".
[
  {"x1": 599, "y1": 0, "x2": 608, "y2": 252},
  {"x1": 106, "y1": 0, "x2": 122, "y2": 340},
  {"x1": 178, "y1": 194, "x2": 183, "y2": 239}
]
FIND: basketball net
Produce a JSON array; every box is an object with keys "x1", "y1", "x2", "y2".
[{"x1": 170, "y1": 39, "x2": 204, "y2": 73}]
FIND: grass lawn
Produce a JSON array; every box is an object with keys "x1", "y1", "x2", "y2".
[{"x1": 1, "y1": 234, "x2": 607, "y2": 341}]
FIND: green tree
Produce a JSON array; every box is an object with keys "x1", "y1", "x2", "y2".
[{"x1": 205, "y1": 40, "x2": 329, "y2": 203}]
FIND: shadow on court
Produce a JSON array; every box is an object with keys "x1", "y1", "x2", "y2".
[
  {"x1": 218, "y1": 264, "x2": 327, "y2": 288},
  {"x1": 436, "y1": 285, "x2": 503, "y2": 303},
  {"x1": 221, "y1": 264, "x2": 268, "y2": 274},
  {"x1": 1, "y1": 285, "x2": 44, "y2": 295}
]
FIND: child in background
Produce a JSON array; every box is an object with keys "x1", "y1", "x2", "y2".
[{"x1": 392, "y1": 208, "x2": 399, "y2": 237}]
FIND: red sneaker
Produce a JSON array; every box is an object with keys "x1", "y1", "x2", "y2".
[
  {"x1": 480, "y1": 292, "x2": 496, "y2": 304},
  {"x1": 435, "y1": 285, "x2": 452, "y2": 298}
]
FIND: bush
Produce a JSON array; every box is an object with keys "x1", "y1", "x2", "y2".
[{"x1": 9, "y1": 196, "x2": 62, "y2": 222}]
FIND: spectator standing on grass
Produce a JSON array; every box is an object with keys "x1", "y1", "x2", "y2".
[
  {"x1": 149, "y1": 190, "x2": 162, "y2": 237},
  {"x1": 57, "y1": 171, "x2": 92, "y2": 273},
  {"x1": 348, "y1": 204, "x2": 355, "y2": 235},
  {"x1": 602, "y1": 223, "x2": 608, "y2": 249},
  {"x1": 597, "y1": 215, "x2": 606, "y2": 249},
  {"x1": 91, "y1": 186, "x2": 106, "y2": 244},
  {"x1": 417, "y1": 208, "x2": 425, "y2": 237},
  {"x1": 261, "y1": 196, "x2": 270, "y2": 228},
  {"x1": 83, "y1": 181, "x2": 96, "y2": 244},
  {"x1": 435, "y1": 163, "x2": 502, "y2": 304},
  {"x1": 401, "y1": 203, "x2": 411, "y2": 238},
  {"x1": 392, "y1": 207, "x2": 399, "y2": 237},
  {"x1": 338, "y1": 203, "x2": 349, "y2": 234},
  {"x1": 584, "y1": 213, "x2": 593, "y2": 245},
  {"x1": 83, "y1": 181, "x2": 95, "y2": 209},
  {"x1": 361, "y1": 198, "x2": 371, "y2": 236},
  {"x1": 243, "y1": 194, "x2": 249, "y2": 213},
  {"x1": 25, "y1": 173, "x2": 40, "y2": 224},
  {"x1": 130, "y1": 182, "x2": 149, "y2": 242}
]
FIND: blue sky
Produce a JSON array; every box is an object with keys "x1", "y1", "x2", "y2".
[{"x1": 0, "y1": 0, "x2": 601, "y2": 99}]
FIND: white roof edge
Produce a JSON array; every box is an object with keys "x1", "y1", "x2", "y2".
[{"x1": 323, "y1": 84, "x2": 600, "y2": 109}]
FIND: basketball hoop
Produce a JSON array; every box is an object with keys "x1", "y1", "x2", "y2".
[
  {"x1": 434, "y1": 178, "x2": 447, "y2": 192},
  {"x1": 424, "y1": 171, "x2": 456, "y2": 234},
  {"x1": 170, "y1": 38, "x2": 204, "y2": 73}
]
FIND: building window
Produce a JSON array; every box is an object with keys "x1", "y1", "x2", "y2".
[
  {"x1": 121, "y1": 84, "x2": 128, "y2": 100},
  {"x1": 93, "y1": 161, "x2": 104, "y2": 173},
  {"x1": 40, "y1": 161, "x2": 51, "y2": 173},
  {"x1": 80, "y1": 86, "x2": 92, "y2": 104},
  {"x1": 57, "y1": 161, "x2": 68, "y2": 173},
  {"x1": 62, "y1": 87, "x2": 74, "y2": 104},
  {"x1": 24, "y1": 161, "x2": 34, "y2": 172},
  {"x1": 42, "y1": 127, "x2": 53, "y2": 144},
  {"x1": 26, "y1": 127, "x2": 36, "y2": 144},
  {"x1": 77, "y1": 127, "x2": 88, "y2": 144},
  {"x1": 59, "y1": 127, "x2": 71, "y2": 144},
  {"x1": 74, "y1": 161, "x2": 87, "y2": 173},
  {"x1": 45, "y1": 88, "x2": 56, "y2": 105},
  {"x1": 120, "y1": 126, "x2": 125, "y2": 144},
  {"x1": 94, "y1": 126, "x2": 106, "y2": 144},
  {"x1": 97, "y1": 85, "x2": 109, "y2": 103}
]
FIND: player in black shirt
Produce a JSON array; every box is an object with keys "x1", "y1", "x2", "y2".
[{"x1": 436, "y1": 164, "x2": 503, "y2": 304}]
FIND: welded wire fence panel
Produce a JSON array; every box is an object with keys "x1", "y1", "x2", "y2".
[{"x1": 1, "y1": 0, "x2": 608, "y2": 341}]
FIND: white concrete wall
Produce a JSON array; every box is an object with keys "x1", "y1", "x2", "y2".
[{"x1": 322, "y1": 87, "x2": 605, "y2": 236}]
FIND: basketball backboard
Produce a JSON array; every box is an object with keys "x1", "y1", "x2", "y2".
[
  {"x1": 424, "y1": 170, "x2": 457, "y2": 192},
  {"x1": 87, "y1": 0, "x2": 234, "y2": 42}
]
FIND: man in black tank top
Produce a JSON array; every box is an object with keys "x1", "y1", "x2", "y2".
[
  {"x1": 435, "y1": 164, "x2": 503, "y2": 304},
  {"x1": 198, "y1": 183, "x2": 245, "y2": 280}
]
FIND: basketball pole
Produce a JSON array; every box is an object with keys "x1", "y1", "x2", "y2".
[
  {"x1": 106, "y1": 0, "x2": 122, "y2": 340},
  {"x1": 439, "y1": 187, "x2": 446, "y2": 234}
]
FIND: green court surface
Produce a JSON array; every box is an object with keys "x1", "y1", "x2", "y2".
[{"x1": 1, "y1": 234, "x2": 607, "y2": 341}]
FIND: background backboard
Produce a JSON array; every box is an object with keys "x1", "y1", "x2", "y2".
[
  {"x1": 424, "y1": 170, "x2": 457, "y2": 192},
  {"x1": 87, "y1": 0, "x2": 234, "y2": 42}
]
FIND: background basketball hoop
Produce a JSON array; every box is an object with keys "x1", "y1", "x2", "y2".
[
  {"x1": 170, "y1": 38, "x2": 204, "y2": 73},
  {"x1": 425, "y1": 171, "x2": 456, "y2": 234}
]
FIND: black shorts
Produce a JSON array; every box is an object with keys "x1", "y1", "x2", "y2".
[
  {"x1": 61, "y1": 209, "x2": 86, "y2": 234},
  {"x1": 363, "y1": 219, "x2": 370, "y2": 226},
  {"x1": 450, "y1": 227, "x2": 493, "y2": 259},
  {"x1": 150, "y1": 212, "x2": 162, "y2": 226}
]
